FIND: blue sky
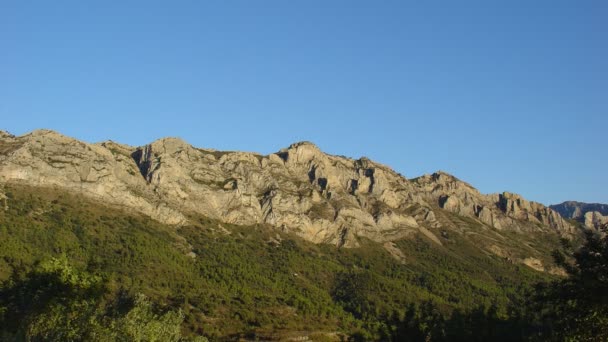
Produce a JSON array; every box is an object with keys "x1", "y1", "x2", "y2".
[{"x1": 1, "y1": 1, "x2": 606, "y2": 204}]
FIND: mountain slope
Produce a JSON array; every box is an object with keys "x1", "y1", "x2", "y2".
[{"x1": 0, "y1": 183, "x2": 556, "y2": 340}]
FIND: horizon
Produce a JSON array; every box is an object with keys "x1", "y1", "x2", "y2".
[{"x1": 1, "y1": 1, "x2": 606, "y2": 205}]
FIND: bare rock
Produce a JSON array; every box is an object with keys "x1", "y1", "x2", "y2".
[
  {"x1": 584, "y1": 211, "x2": 608, "y2": 231},
  {"x1": 0, "y1": 129, "x2": 577, "y2": 248},
  {"x1": 412, "y1": 172, "x2": 574, "y2": 234},
  {"x1": 0, "y1": 130, "x2": 186, "y2": 224}
]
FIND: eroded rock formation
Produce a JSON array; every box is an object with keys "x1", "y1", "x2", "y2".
[
  {"x1": 0, "y1": 129, "x2": 575, "y2": 247},
  {"x1": 412, "y1": 172, "x2": 573, "y2": 233}
]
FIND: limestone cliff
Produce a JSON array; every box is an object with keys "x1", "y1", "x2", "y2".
[
  {"x1": 0, "y1": 130, "x2": 185, "y2": 224},
  {"x1": 411, "y1": 172, "x2": 573, "y2": 234},
  {"x1": 0, "y1": 129, "x2": 575, "y2": 247},
  {"x1": 583, "y1": 211, "x2": 608, "y2": 230},
  {"x1": 129, "y1": 139, "x2": 436, "y2": 247}
]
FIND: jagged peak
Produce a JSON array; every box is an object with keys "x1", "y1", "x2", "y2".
[
  {"x1": 431, "y1": 170, "x2": 458, "y2": 179},
  {"x1": 98, "y1": 140, "x2": 134, "y2": 149},
  {"x1": 499, "y1": 191, "x2": 547, "y2": 207},
  {"x1": 411, "y1": 171, "x2": 481, "y2": 198},
  {"x1": 97, "y1": 140, "x2": 135, "y2": 155},
  {"x1": 287, "y1": 141, "x2": 320, "y2": 150},
  {"x1": 0, "y1": 130, "x2": 14, "y2": 138},
  {"x1": 414, "y1": 170, "x2": 460, "y2": 183},
  {"x1": 355, "y1": 156, "x2": 373, "y2": 168},
  {"x1": 144, "y1": 136, "x2": 193, "y2": 155},
  {"x1": 149, "y1": 136, "x2": 189, "y2": 146},
  {"x1": 22, "y1": 128, "x2": 66, "y2": 138},
  {"x1": 19, "y1": 129, "x2": 85, "y2": 146},
  {"x1": 354, "y1": 156, "x2": 399, "y2": 176},
  {"x1": 433, "y1": 171, "x2": 478, "y2": 189},
  {"x1": 274, "y1": 141, "x2": 324, "y2": 164},
  {"x1": 500, "y1": 191, "x2": 521, "y2": 199}
]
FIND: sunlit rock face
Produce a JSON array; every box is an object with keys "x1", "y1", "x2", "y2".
[
  {"x1": 412, "y1": 172, "x2": 574, "y2": 234},
  {"x1": 0, "y1": 130, "x2": 574, "y2": 247}
]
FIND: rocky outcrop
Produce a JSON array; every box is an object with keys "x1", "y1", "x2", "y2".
[
  {"x1": 584, "y1": 211, "x2": 608, "y2": 231},
  {"x1": 128, "y1": 139, "x2": 437, "y2": 247},
  {"x1": 497, "y1": 192, "x2": 572, "y2": 232},
  {"x1": 0, "y1": 129, "x2": 576, "y2": 247},
  {"x1": 0, "y1": 130, "x2": 186, "y2": 224},
  {"x1": 412, "y1": 172, "x2": 574, "y2": 234},
  {"x1": 550, "y1": 201, "x2": 608, "y2": 230}
]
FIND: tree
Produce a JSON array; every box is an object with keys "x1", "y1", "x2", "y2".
[
  {"x1": 0, "y1": 256, "x2": 105, "y2": 341},
  {"x1": 0, "y1": 257, "x2": 207, "y2": 341},
  {"x1": 531, "y1": 224, "x2": 608, "y2": 340},
  {"x1": 113, "y1": 293, "x2": 184, "y2": 342}
]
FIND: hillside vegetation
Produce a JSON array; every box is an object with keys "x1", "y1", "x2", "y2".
[{"x1": 1, "y1": 184, "x2": 587, "y2": 340}]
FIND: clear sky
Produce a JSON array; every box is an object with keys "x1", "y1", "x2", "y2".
[{"x1": 1, "y1": 1, "x2": 606, "y2": 205}]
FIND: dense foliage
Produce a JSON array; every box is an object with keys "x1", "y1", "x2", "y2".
[
  {"x1": 526, "y1": 225, "x2": 608, "y2": 341},
  {"x1": 0, "y1": 184, "x2": 602, "y2": 341},
  {"x1": 0, "y1": 257, "x2": 200, "y2": 341}
]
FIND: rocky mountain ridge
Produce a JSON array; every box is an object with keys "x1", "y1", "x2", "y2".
[
  {"x1": 0, "y1": 129, "x2": 574, "y2": 247},
  {"x1": 550, "y1": 201, "x2": 608, "y2": 230}
]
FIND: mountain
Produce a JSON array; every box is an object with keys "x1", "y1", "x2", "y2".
[
  {"x1": 550, "y1": 201, "x2": 608, "y2": 230},
  {"x1": 0, "y1": 129, "x2": 573, "y2": 248},
  {"x1": 0, "y1": 128, "x2": 587, "y2": 339},
  {"x1": 0, "y1": 182, "x2": 557, "y2": 340},
  {"x1": 412, "y1": 172, "x2": 572, "y2": 233},
  {"x1": 0, "y1": 128, "x2": 580, "y2": 274}
]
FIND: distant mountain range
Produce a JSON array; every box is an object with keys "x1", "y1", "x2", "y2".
[{"x1": 550, "y1": 201, "x2": 608, "y2": 230}]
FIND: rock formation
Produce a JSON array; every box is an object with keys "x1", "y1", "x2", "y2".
[
  {"x1": 0, "y1": 129, "x2": 575, "y2": 247},
  {"x1": 412, "y1": 172, "x2": 574, "y2": 233},
  {"x1": 584, "y1": 211, "x2": 608, "y2": 230},
  {"x1": 551, "y1": 201, "x2": 608, "y2": 230}
]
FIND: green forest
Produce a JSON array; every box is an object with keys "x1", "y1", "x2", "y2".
[{"x1": 0, "y1": 184, "x2": 606, "y2": 341}]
